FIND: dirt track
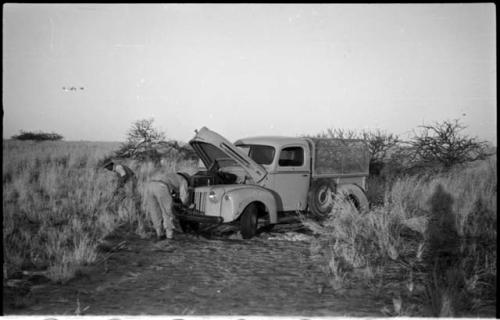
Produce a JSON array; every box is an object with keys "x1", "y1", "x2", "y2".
[{"x1": 4, "y1": 226, "x2": 387, "y2": 316}]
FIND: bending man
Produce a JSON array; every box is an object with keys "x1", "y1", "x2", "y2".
[
  {"x1": 144, "y1": 172, "x2": 190, "y2": 240},
  {"x1": 103, "y1": 160, "x2": 141, "y2": 216}
]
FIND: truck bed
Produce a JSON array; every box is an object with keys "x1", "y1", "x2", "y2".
[{"x1": 307, "y1": 138, "x2": 370, "y2": 178}]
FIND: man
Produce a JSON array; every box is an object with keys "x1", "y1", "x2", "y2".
[
  {"x1": 144, "y1": 172, "x2": 190, "y2": 240},
  {"x1": 103, "y1": 161, "x2": 142, "y2": 218}
]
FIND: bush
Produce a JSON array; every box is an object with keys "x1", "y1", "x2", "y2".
[
  {"x1": 110, "y1": 118, "x2": 198, "y2": 163},
  {"x1": 11, "y1": 130, "x2": 63, "y2": 141},
  {"x1": 410, "y1": 119, "x2": 490, "y2": 169},
  {"x1": 113, "y1": 118, "x2": 166, "y2": 162}
]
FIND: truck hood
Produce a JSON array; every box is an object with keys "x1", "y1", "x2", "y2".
[{"x1": 190, "y1": 127, "x2": 267, "y2": 183}]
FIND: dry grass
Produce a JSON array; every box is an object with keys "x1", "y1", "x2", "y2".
[
  {"x1": 3, "y1": 140, "x2": 197, "y2": 283},
  {"x1": 304, "y1": 156, "x2": 497, "y2": 316},
  {"x1": 3, "y1": 139, "x2": 496, "y2": 316}
]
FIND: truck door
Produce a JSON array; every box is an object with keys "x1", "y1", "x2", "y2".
[{"x1": 272, "y1": 145, "x2": 310, "y2": 211}]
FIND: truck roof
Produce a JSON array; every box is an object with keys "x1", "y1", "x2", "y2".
[{"x1": 234, "y1": 136, "x2": 308, "y2": 148}]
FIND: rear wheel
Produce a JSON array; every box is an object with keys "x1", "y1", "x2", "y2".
[
  {"x1": 307, "y1": 179, "x2": 336, "y2": 217},
  {"x1": 240, "y1": 204, "x2": 259, "y2": 239}
]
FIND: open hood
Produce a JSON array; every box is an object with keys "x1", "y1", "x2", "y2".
[{"x1": 189, "y1": 127, "x2": 267, "y2": 183}]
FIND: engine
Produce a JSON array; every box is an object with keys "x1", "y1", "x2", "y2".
[
  {"x1": 173, "y1": 170, "x2": 237, "y2": 208},
  {"x1": 189, "y1": 170, "x2": 238, "y2": 187}
]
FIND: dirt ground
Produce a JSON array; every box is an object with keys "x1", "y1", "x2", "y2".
[{"x1": 4, "y1": 224, "x2": 390, "y2": 316}]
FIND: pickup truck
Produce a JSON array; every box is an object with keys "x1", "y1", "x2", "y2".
[{"x1": 174, "y1": 127, "x2": 370, "y2": 239}]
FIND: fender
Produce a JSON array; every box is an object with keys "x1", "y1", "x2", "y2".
[
  {"x1": 337, "y1": 183, "x2": 366, "y2": 196},
  {"x1": 220, "y1": 185, "x2": 278, "y2": 224},
  {"x1": 336, "y1": 183, "x2": 369, "y2": 212}
]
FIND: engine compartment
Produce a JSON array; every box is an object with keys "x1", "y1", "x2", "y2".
[
  {"x1": 189, "y1": 170, "x2": 238, "y2": 187},
  {"x1": 189, "y1": 171, "x2": 214, "y2": 187}
]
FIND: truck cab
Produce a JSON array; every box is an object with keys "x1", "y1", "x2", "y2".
[{"x1": 234, "y1": 136, "x2": 311, "y2": 212}]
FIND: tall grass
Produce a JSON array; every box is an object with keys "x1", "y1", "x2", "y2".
[
  {"x1": 304, "y1": 156, "x2": 496, "y2": 316},
  {"x1": 3, "y1": 140, "x2": 197, "y2": 283}
]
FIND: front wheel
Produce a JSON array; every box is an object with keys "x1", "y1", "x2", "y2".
[{"x1": 240, "y1": 204, "x2": 259, "y2": 239}]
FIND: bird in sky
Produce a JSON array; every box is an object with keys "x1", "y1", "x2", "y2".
[{"x1": 62, "y1": 86, "x2": 85, "y2": 91}]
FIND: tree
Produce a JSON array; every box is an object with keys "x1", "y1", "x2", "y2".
[
  {"x1": 360, "y1": 130, "x2": 401, "y2": 175},
  {"x1": 111, "y1": 118, "x2": 197, "y2": 163},
  {"x1": 113, "y1": 118, "x2": 166, "y2": 161},
  {"x1": 410, "y1": 119, "x2": 490, "y2": 168},
  {"x1": 126, "y1": 118, "x2": 166, "y2": 145}
]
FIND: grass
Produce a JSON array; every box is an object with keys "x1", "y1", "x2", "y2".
[
  {"x1": 304, "y1": 156, "x2": 497, "y2": 316},
  {"x1": 2, "y1": 140, "x2": 197, "y2": 283}
]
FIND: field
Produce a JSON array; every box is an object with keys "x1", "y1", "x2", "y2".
[{"x1": 2, "y1": 139, "x2": 496, "y2": 316}]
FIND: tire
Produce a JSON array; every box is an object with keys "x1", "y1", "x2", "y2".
[
  {"x1": 240, "y1": 203, "x2": 259, "y2": 239},
  {"x1": 336, "y1": 184, "x2": 369, "y2": 212},
  {"x1": 307, "y1": 179, "x2": 336, "y2": 217}
]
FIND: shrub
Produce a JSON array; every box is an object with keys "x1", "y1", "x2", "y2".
[
  {"x1": 410, "y1": 119, "x2": 491, "y2": 169},
  {"x1": 112, "y1": 118, "x2": 166, "y2": 162},
  {"x1": 110, "y1": 118, "x2": 197, "y2": 163},
  {"x1": 11, "y1": 130, "x2": 64, "y2": 141}
]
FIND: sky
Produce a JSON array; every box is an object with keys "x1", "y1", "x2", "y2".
[{"x1": 2, "y1": 3, "x2": 496, "y2": 143}]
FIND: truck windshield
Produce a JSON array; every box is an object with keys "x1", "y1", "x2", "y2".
[{"x1": 236, "y1": 144, "x2": 275, "y2": 165}]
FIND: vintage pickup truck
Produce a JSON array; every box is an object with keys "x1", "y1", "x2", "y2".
[{"x1": 174, "y1": 127, "x2": 370, "y2": 239}]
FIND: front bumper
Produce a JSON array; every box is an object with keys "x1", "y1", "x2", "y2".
[{"x1": 174, "y1": 204, "x2": 223, "y2": 224}]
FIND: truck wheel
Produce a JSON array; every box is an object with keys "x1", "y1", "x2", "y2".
[
  {"x1": 307, "y1": 179, "x2": 336, "y2": 217},
  {"x1": 336, "y1": 184, "x2": 369, "y2": 212},
  {"x1": 240, "y1": 203, "x2": 258, "y2": 239}
]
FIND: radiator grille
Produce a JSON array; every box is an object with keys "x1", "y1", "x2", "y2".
[{"x1": 194, "y1": 191, "x2": 207, "y2": 213}]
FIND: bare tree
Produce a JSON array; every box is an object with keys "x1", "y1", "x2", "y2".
[
  {"x1": 361, "y1": 130, "x2": 401, "y2": 175},
  {"x1": 410, "y1": 119, "x2": 490, "y2": 168},
  {"x1": 112, "y1": 118, "x2": 168, "y2": 162},
  {"x1": 319, "y1": 128, "x2": 360, "y2": 140},
  {"x1": 109, "y1": 118, "x2": 197, "y2": 163},
  {"x1": 126, "y1": 118, "x2": 166, "y2": 145}
]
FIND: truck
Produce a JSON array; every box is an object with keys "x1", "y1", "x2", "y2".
[{"x1": 174, "y1": 127, "x2": 370, "y2": 239}]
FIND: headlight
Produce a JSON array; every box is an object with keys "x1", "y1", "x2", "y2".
[{"x1": 208, "y1": 190, "x2": 218, "y2": 203}]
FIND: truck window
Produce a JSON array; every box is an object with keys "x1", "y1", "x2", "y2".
[
  {"x1": 236, "y1": 144, "x2": 275, "y2": 165},
  {"x1": 279, "y1": 146, "x2": 304, "y2": 167}
]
